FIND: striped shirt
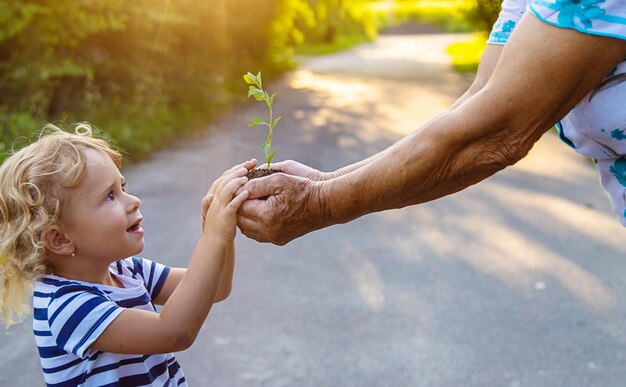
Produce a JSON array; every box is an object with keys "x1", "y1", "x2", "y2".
[
  {"x1": 33, "y1": 257, "x2": 187, "y2": 386},
  {"x1": 487, "y1": 0, "x2": 626, "y2": 226}
]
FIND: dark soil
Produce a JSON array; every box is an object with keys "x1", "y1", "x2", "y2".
[{"x1": 246, "y1": 168, "x2": 283, "y2": 180}]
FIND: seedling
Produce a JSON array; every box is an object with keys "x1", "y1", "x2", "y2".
[{"x1": 244, "y1": 71, "x2": 281, "y2": 173}]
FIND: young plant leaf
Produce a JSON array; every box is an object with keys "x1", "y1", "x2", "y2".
[
  {"x1": 272, "y1": 116, "x2": 282, "y2": 128},
  {"x1": 248, "y1": 86, "x2": 265, "y2": 101},
  {"x1": 267, "y1": 149, "x2": 278, "y2": 165},
  {"x1": 244, "y1": 71, "x2": 281, "y2": 171},
  {"x1": 243, "y1": 73, "x2": 256, "y2": 85},
  {"x1": 248, "y1": 117, "x2": 267, "y2": 127}
]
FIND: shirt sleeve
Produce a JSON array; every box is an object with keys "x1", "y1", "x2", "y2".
[
  {"x1": 487, "y1": 0, "x2": 526, "y2": 45},
  {"x1": 47, "y1": 285, "x2": 123, "y2": 358},
  {"x1": 529, "y1": 0, "x2": 626, "y2": 40},
  {"x1": 126, "y1": 257, "x2": 171, "y2": 300}
]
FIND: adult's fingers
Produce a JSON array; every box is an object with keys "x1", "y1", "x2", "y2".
[
  {"x1": 240, "y1": 173, "x2": 291, "y2": 199},
  {"x1": 265, "y1": 160, "x2": 289, "y2": 171},
  {"x1": 238, "y1": 197, "x2": 264, "y2": 220},
  {"x1": 237, "y1": 207, "x2": 270, "y2": 243}
]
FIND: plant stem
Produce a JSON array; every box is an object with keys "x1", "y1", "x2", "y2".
[{"x1": 267, "y1": 95, "x2": 273, "y2": 172}]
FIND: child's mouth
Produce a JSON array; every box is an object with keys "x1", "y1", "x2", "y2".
[{"x1": 127, "y1": 218, "x2": 143, "y2": 233}]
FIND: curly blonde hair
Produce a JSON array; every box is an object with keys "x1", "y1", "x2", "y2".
[{"x1": 0, "y1": 123, "x2": 121, "y2": 326}]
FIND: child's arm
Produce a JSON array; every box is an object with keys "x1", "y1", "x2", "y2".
[
  {"x1": 151, "y1": 246, "x2": 233, "y2": 305},
  {"x1": 200, "y1": 188, "x2": 236, "y2": 302},
  {"x1": 214, "y1": 241, "x2": 235, "y2": 302},
  {"x1": 151, "y1": 268, "x2": 185, "y2": 305},
  {"x1": 90, "y1": 163, "x2": 250, "y2": 355},
  {"x1": 151, "y1": 160, "x2": 255, "y2": 305}
]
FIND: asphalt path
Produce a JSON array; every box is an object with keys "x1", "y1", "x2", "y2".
[{"x1": 2, "y1": 32, "x2": 626, "y2": 387}]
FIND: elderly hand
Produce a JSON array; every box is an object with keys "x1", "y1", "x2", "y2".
[
  {"x1": 263, "y1": 160, "x2": 331, "y2": 181},
  {"x1": 236, "y1": 172, "x2": 327, "y2": 245}
]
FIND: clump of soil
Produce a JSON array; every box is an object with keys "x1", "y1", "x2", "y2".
[{"x1": 246, "y1": 168, "x2": 283, "y2": 180}]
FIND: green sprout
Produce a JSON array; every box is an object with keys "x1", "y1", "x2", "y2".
[{"x1": 244, "y1": 71, "x2": 281, "y2": 172}]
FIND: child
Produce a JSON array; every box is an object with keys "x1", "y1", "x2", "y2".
[{"x1": 0, "y1": 123, "x2": 253, "y2": 386}]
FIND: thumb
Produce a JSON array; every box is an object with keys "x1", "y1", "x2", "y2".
[
  {"x1": 240, "y1": 174, "x2": 286, "y2": 199},
  {"x1": 267, "y1": 160, "x2": 288, "y2": 172}
]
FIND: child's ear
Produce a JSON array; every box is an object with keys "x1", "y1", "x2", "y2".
[{"x1": 40, "y1": 225, "x2": 74, "y2": 256}]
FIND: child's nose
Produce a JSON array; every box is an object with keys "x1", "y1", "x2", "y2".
[{"x1": 127, "y1": 193, "x2": 141, "y2": 211}]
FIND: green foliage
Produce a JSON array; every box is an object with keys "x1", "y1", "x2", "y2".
[
  {"x1": 244, "y1": 72, "x2": 281, "y2": 170},
  {"x1": 0, "y1": 0, "x2": 281, "y2": 161},
  {"x1": 369, "y1": 0, "x2": 473, "y2": 33},
  {"x1": 0, "y1": 0, "x2": 497, "y2": 162},
  {"x1": 446, "y1": 32, "x2": 487, "y2": 73},
  {"x1": 463, "y1": 0, "x2": 502, "y2": 32},
  {"x1": 277, "y1": 0, "x2": 380, "y2": 55}
]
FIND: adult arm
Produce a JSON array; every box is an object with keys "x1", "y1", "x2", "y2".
[
  {"x1": 268, "y1": 44, "x2": 504, "y2": 182},
  {"x1": 336, "y1": 44, "x2": 504, "y2": 177},
  {"x1": 450, "y1": 43, "x2": 503, "y2": 109},
  {"x1": 239, "y1": 15, "x2": 626, "y2": 245}
]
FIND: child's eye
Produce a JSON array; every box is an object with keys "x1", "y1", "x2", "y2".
[
  {"x1": 122, "y1": 183, "x2": 127, "y2": 193},
  {"x1": 106, "y1": 191, "x2": 115, "y2": 201}
]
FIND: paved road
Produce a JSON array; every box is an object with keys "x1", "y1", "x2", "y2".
[{"x1": 3, "y1": 32, "x2": 626, "y2": 386}]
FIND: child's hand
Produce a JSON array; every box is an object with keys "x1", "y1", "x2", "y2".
[{"x1": 201, "y1": 160, "x2": 255, "y2": 241}]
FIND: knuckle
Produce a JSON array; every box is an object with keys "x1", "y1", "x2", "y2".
[{"x1": 274, "y1": 174, "x2": 288, "y2": 185}]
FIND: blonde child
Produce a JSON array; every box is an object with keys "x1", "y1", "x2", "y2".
[{"x1": 0, "y1": 123, "x2": 253, "y2": 386}]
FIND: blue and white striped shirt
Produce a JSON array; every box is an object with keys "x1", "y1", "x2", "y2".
[{"x1": 33, "y1": 257, "x2": 187, "y2": 386}]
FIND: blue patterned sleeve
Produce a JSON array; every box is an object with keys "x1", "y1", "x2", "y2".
[
  {"x1": 488, "y1": 0, "x2": 527, "y2": 45},
  {"x1": 530, "y1": 0, "x2": 626, "y2": 40}
]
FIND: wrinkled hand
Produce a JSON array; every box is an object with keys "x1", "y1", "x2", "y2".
[
  {"x1": 201, "y1": 160, "x2": 256, "y2": 241},
  {"x1": 260, "y1": 160, "x2": 330, "y2": 181},
  {"x1": 236, "y1": 172, "x2": 326, "y2": 245}
]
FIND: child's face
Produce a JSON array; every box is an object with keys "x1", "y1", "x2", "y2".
[{"x1": 61, "y1": 148, "x2": 144, "y2": 263}]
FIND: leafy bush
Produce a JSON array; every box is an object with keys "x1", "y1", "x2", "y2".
[
  {"x1": 0, "y1": 0, "x2": 500, "y2": 162},
  {"x1": 0, "y1": 0, "x2": 280, "y2": 160},
  {"x1": 464, "y1": 0, "x2": 502, "y2": 32}
]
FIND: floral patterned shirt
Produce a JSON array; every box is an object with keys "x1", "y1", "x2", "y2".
[{"x1": 488, "y1": 0, "x2": 626, "y2": 225}]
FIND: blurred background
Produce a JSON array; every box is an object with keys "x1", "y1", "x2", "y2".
[
  {"x1": 0, "y1": 0, "x2": 499, "y2": 161},
  {"x1": 7, "y1": 2, "x2": 626, "y2": 386}
]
